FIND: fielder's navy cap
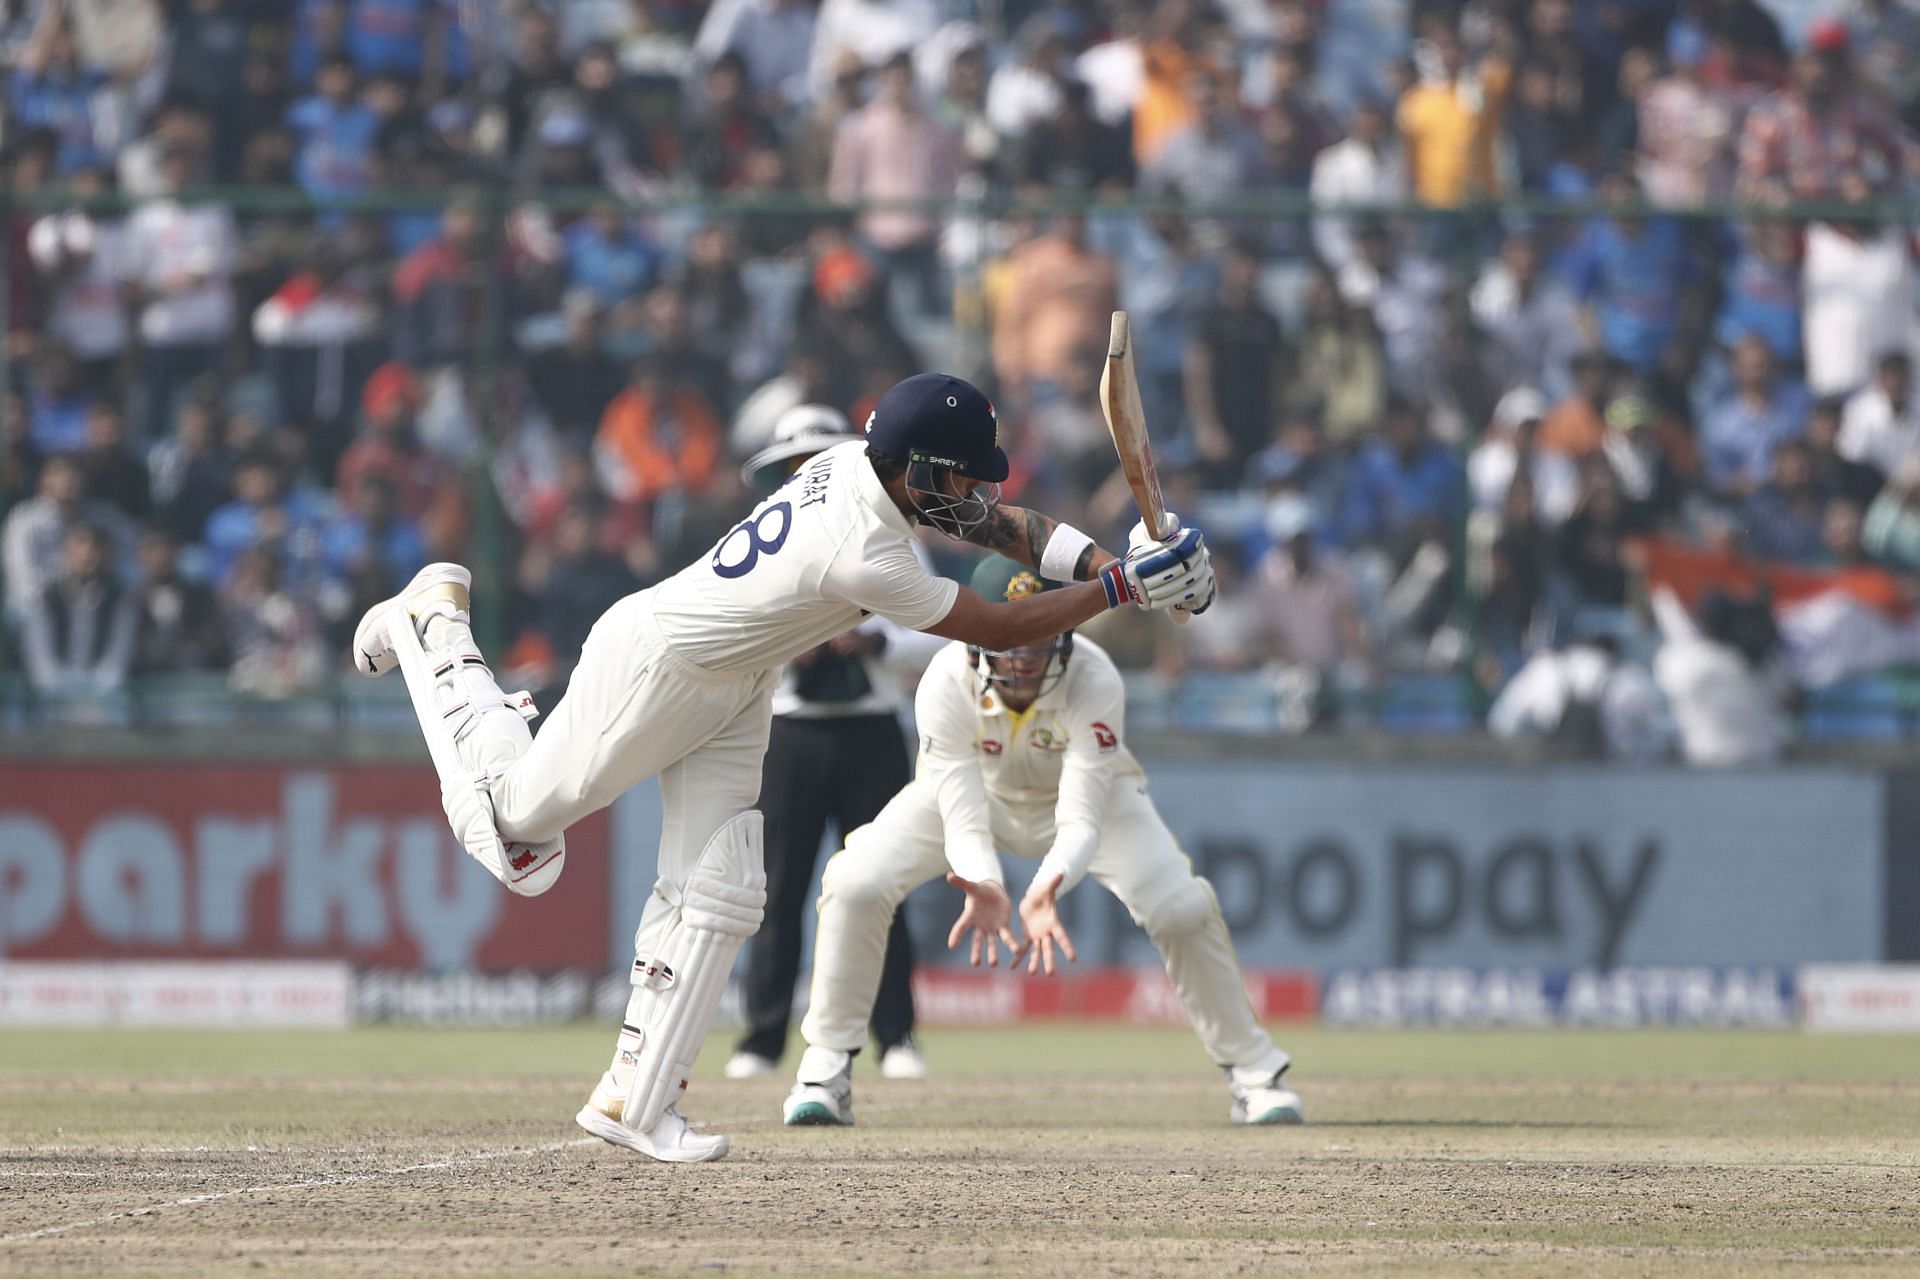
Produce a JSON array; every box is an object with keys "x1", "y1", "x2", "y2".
[{"x1": 863, "y1": 373, "x2": 1009, "y2": 483}]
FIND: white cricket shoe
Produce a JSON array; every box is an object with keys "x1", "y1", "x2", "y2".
[
  {"x1": 783, "y1": 1046, "x2": 854, "y2": 1126},
  {"x1": 877, "y1": 1039, "x2": 928, "y2": 1080},
  {"x1": 724, "y1": 1051, "x2": 779, "y2": 1080},
  {"x1": 783, "y1": 1081, "x2": 854, "y2": 1126},
  {"x1": 576, "y1": 1077, "x2": 730, "y2": 1163},
  {"x1": 1230, "y1": 1071, "x2": 1305, "y2": 1126},
  {"x1": 350, "y1": 562, "x2": 474, "y2": 677}
]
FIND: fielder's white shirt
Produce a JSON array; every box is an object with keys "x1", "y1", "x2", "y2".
[
  {"x1": 911, "y1": 636, "x2": 1144, "y2": 893},
  {"x1": 650, "y1": 440, "x2": 960, "y2": 673}
]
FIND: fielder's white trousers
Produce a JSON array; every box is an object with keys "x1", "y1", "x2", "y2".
[
  {"x1": 493, "y1": 589, "x2": 776, "y2": 903},
  {"x1": 800, "y1": 775, "x2": 1285, "y2": 1075}
]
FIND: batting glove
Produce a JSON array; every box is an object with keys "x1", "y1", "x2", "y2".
[{"x1": 1100, "y1": 526, "x2": 1215, "y2": 613}]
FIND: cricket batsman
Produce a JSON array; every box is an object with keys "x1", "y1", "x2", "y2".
[
  {"x1": 348, "y1": 373, "x2": 1214, "y2": 1163},
  {"x1": 782, "y1": 555, "x2": 1302, "y2": 1129}
]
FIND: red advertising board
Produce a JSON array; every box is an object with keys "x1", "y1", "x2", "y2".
[{"x1": 0, "y1": 763, "x2": 609, "y2": 971}]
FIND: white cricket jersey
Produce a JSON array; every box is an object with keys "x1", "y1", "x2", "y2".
[
  {"x1": 912, "y1": 636, "x2": 1144, "y2": 893},
  {"x1": 649, "y1": 440, "x2": 961, "y2": 673}
]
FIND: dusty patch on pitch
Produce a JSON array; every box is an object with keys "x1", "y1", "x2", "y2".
[{"x1": 4, "y1": 1074, "x2": 1919, "y2": 1277}]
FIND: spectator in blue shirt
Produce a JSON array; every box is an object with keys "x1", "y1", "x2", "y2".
[
  {"x1": 202, "y1": 453, "x2": 326, "y2": 589},
  {"x1": 1714, "y1": 218, "x2": 1802, "y2": 366},
  {"x1": 10, "y1": 27, "x2": 104, "y2": 174},
  {"x1": 1563, "y1": 171, "x2": 1698, "y2": 374},
  {"x1": 287, "y1": 55, "x2": 380, "y2": 200},
  {"x1": 1340, "y1": 396, "x2": 1462, "y2": 550},
  {"x1": 1699, "y1": 336, "x2": 1811, "y2": 497},
  {"x1": 1743, "y1": 439, "x2": 1827, "y2": 564},
  {"x1": 27, "y1": 346, "x2": 90, "y2": 454},
  {"x1": 563, "y1": 204, "x2": 661, "y2": 309},
  {"x1": 319, "y1": 472, "x2": 424, "y2": 590},
  {"x1": 345, "y1": 0, "x2": 464, "y2": 93},
  {"x1": 288, "y1": 0, "x2": 334, "y2": 86}
]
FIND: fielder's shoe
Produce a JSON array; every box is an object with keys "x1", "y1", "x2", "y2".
[
  {"x1": 1229, "y1": 1069, "x2": 1305, "y2": 1126},
  {"x1": 877, "y1": 1038, "x2": 928, "y2": 1080},
  {"x1": 783, "y1": 1046, "x2": 854, "y2": 1126},
  {"x1": 350, "y1": 562, "x2": 474, "y2": 677},
  {"x1": 576, "y1": 1075, "x2": 730, "y2": 1163},
  {"x1": 724, "y1": 1051, "x2": 779, "y2": 1080}
]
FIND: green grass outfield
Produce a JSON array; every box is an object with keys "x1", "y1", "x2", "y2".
[
  {"x1": 4, "y1": 1026, "x2": 1919, "y2": 1277},
  {"x1": 3, "y1": 1023, "x2": 1919, "y2": 1083}
]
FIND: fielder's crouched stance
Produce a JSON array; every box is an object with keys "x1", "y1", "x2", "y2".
[
  {"x1": 346, "y1": 374, "x2": 1216, "y2": 1164},
  {"x1": 785, "y1": 556, "x2": 1302, "y2": 1129}
]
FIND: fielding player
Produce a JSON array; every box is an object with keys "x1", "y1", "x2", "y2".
[
  {"x1": 349, "y1": 373, "x2": 1215, "y2": 1163},
  {"x1": 783, "y1": 555, "x2": 1302, "y2": 1129}
]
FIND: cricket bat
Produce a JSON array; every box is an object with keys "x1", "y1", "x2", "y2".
[{"x1": 1099, "y1": 310, "x2": 1189, "y2": 623}]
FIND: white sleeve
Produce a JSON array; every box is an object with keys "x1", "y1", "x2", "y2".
[
  {"x1": 826, "y1": 534, "x2": 960, "y2": 632},
  {"x1": 913, "y1": 662, "x2": 1002, "y2": 887},
  {"x1": 1034, "y1": 661, "x2": 1127, "y2": 896},
  {"x1": 692, "y1": 0, "x2": 747, "y2": 65},
  {"x1": 1487, "y1": 656, "x2": 1560, "y2": 739},
  {"x1": 1836, "y1": 397, "x2": 1874, "y2": 465}
]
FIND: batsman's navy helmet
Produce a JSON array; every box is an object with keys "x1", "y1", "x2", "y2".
[{"x1": 863, "y1": 373, "x2": 1009, "y2": 483}]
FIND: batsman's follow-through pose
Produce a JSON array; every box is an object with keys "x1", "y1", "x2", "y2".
[
  {"x1": 349, "y1": 373, "x2": 1216, "y2": 1162},
  {"x1": 783, "y1": 556, "x2": 1302, "y2": 1129}
]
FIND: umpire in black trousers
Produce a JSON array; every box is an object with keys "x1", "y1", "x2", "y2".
[{"x1": 726, "y1": 406, "x2": 938, "y2": 1079}]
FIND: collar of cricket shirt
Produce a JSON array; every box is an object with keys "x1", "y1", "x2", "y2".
[
  {"x1": 975, "y1": 669, "x2": 1070, "y2": 723},
  {"x1": 851, "y1": 441, "x2": 919, "y2": 537}
]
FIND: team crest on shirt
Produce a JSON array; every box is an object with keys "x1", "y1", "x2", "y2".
[
  {"x1": 1091, "y1": 722, "x2": 1118, "y2": 752},
  {"x1": 1028, "y1": 727, "x2": 1065, "y2": 753},
  {"x1": 1002, "y1": 571, "x2": 1043, "y2": 602}
]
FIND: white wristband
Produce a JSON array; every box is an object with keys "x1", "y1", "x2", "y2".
[{"x1": 1039, "y1": 523, "x2": 1096, "y2": 582}]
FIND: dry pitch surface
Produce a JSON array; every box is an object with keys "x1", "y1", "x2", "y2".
[{"x1": 2, "y1": 1026, "x2": 1918, "y2": 1277}]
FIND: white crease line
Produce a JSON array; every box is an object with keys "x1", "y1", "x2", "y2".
[
  {"x1": 0, "y1": 1137, "x2": 599, "y2": 1246},
  {"x1": 0, "y1": 1172, "x2": 107, "y2": 1179},
  {"x1": 0, "y1": 1145, "x2": 371, "y2": 1156}
]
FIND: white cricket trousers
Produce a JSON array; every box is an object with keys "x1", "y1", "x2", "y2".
[
  {"x1": 491, "y1": 588, "x2": 776, "y2": 901},
  {"x1": 800, "y1": 776, "x2": 1286, "y2": 1076}
]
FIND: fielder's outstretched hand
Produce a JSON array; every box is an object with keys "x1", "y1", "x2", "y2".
[
  {"x1": 945, "y1": 873, "x2": 1024, "y2": 968},
  {"x1": 1018, "y1": 873, "x2": 1078, "y2": 976}
]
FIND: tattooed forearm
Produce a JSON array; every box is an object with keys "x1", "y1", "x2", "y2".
[
  {"x1": 967, "y1": 504, "x2": 1056, "y2": 569},
  {"x1": 965, "y1": 504, "x2": 1108, "y2": 580}
]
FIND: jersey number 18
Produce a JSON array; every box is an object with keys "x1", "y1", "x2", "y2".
[{"x1": 711, "y1": 501, "x2": 792, "y2": 579}]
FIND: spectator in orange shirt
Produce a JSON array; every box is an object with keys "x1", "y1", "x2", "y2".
[
  {"x1": 334, "y1": 362, "x2": 447, "y2": 521},
  {"x1": 1132, "y1": 0, "x2": 1215, "y2": 167},
  {"x1": 595, "y1": 356, "x2": 724, "y2": 506},
  {"x1": 1396, "y1": 25, "x2": 1510, "y2": 206},
  {"x1": 1538, "y1": 351, "x2": 1616, "y2": 458},
  {"x1": 990, "y1": 213, "x2": 1117, "y2": 414}
]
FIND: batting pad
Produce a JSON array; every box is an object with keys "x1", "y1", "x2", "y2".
[
  {"x1": 385, "y1": 599, "x2": 564, "y2": 896},
  {"x1": 623, "y1": 810, "x2": 767, "y2": 1130}
]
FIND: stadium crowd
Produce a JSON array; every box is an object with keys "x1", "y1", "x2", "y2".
[{"x1": 0, "y1": 0, "x2": 1917, "y2": 760}]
